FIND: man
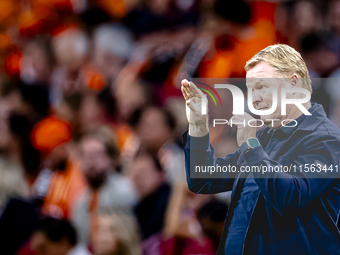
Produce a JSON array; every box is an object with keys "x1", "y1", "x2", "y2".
[
  {"x1": 130, "y1": 152, "x2": 171, "y2": 240},
  {"x1": 30, "y1": 116, "x2": 86, "y2": 219},
  {"x1": 73, "y1": 128, "x2": 137, "y2": 247},
  {"x1": 181, "y1": 44, "x2": 340, "y2": 254}
]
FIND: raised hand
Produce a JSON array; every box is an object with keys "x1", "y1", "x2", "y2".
[{"x1": 181, "y1": 79, "x2": 208, "y2": 137}]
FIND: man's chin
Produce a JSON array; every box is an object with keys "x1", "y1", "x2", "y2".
[{"x1": 86, "y1": 172, "x2": 107, "y2": 189}]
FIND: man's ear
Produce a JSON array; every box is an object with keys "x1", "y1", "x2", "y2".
[
  {"x1": 290, "y1": 74, "x2": 299, "y2": 96},
  {"x1": 291, "y1": 74, "x2": 299, "y2": 87}
]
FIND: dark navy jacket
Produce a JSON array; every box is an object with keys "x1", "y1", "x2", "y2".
[{"x1": 183, "y1": 104, "x2": 340, "y2": 255}]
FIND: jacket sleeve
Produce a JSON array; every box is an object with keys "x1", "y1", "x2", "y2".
[
  {"x1": 182, "y1": 130, "x2": 240, "y2": 194},
  {"x1": 243, "y1": 135, "x2": 340, "y2": 215}
]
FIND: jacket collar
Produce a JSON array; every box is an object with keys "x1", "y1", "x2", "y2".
[{"x1": 278, "y1": 103, "x2": 326, "y2": 135}]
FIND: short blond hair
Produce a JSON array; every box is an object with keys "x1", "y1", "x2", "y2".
[{"x1": 244, "y1": 44, "x2": 312, "y2": 94}]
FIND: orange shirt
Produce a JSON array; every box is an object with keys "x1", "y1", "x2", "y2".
[{"x1": 42, "y1": 161, "x2": 86, "y2": 219}]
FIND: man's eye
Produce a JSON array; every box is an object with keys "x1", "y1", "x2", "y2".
[{"x1": 258, "y1": 85, "x2": 264, "y2": 89}]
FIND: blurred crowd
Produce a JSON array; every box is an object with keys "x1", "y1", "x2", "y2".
[{"x1": 1, "y1": 0, "x2": 340, "y2": 254}]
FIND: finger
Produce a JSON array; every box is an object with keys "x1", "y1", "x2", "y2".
[
  {"x1": 181, "y1": 85, "x2": 190, "y2": 101},
  {"x1": 181, "y1": 79, "x2": 190, "y2": 87},
  {"x1": 182, "y1": 82, "x2": 191, "y2": 100},
  {"x1": 183, "y1": 80, "x2": 203, "y2": 101},
  {"x1": 186, "y1": 100, "x2": 194, "y2": 112},
  {"x1": 186, "y1": 100, "x2": 193, "y2": 109},
  {"x1": 186, "y1": 100, "x2": 198, "y2": 112},
  {"x1": 183, "y1": 80, "x2": 196, "y2": 99},
  {"x1": 182, "y1": 79, "x2": 192, "y2": 99},
  {"x1": 182, "y1": 79, "x2": 191, "y2": 91}
]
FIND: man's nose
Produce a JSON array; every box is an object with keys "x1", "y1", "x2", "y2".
[{"x1": 252, "y1": 90, "x2": 262, "y2": 107}]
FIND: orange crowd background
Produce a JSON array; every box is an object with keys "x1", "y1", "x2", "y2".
[{"x1": 1, "y1": 1, "x2": 340, "y2": 255}]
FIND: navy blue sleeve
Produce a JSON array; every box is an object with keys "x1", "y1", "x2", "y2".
[
  {"x1": 182, "y1": 130, "x2": 240, "y2": 194},
  {"x1": 242, "y1": 135, "x2": 340, "y2": 215}
]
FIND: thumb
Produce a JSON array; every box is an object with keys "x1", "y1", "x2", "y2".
[
  {"x1": 186, "y1": 100, "x2": 194, "y2": 111},
  {"x1": 186, "y1": 99, "x2": 200, "y2": 111}
]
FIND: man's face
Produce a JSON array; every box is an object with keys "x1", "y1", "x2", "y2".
[
  {"x1": 246, "y1": 62, "x2": 289, "y2": 126},
  {"x1": 137, "y1": 108, "x2": 171, "y2": 149},
  {"x1": 80, "y1": 138, "x2": 110, "y2": 184}
]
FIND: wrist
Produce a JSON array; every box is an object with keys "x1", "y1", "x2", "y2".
[
  {"x1": 239, "y1": 137, "x2": 260, "y2": 155},
  {"x1": 189, "y1": 123, "x2": 209, "y2": 137}
]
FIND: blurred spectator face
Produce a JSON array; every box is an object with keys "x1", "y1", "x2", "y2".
[
  {"x1": 148, "y1": 0, "x2": 170, "y2": 15},
  {"x1": 52, "y1": 28, "x2": 88, "y2": 71},
  {"x1": 80, "y1": 137, "x2": 110, "y2": 188},
  {"x1": 93, "y1": 24, "x2": 132, "y2": 81},
  {"x1": 20, "y1": 41, "x2": 50, "y2": 84},
  {"x1": 30, "y1": 231, "x2": 72, "y2": 255},
  {"x1": 293, "y1": 1, "x2": 319, "y2": 36},
  {"x1": 137, "y1": 108, "x2": 172, "y2": 150},
  {"x1": 92, "y1": 215, "x2": 119, "y2": 255},
  {"x1": 329, "y1": 0, "x2": 340, "y2": 35},
  {"x1": 79, "y1": 94, "x2": 106, "y2": 133},
  {"x1": 92, "y1": 213, "x2": 140, "y2": 255},
  {"x1": 0, "y1": 90, "x2": 27, "y2": 152},
  {"x1": 309, "y1": 49, "x2": 338, "y2": 74},
  {"x1": 93, "y1": 51, "x2": 123, "y2": 81},
  {"x1": 4, "y1": 89, "x2": 26, "y2": 114},
  {"x1": 116, "y1": 81, "x2": 146, "y2": 120},
  {"x1": 130, "y1": 155, "x2": 164, "y2": 199}
]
